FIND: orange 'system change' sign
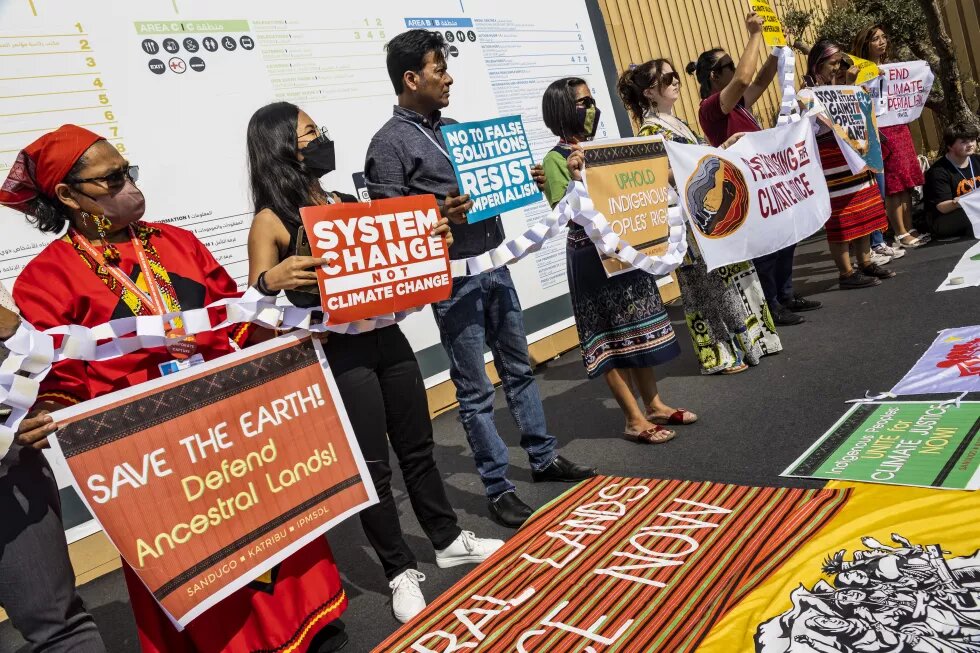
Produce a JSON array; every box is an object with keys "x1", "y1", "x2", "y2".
[
  {"x1": 49, "y1": 335, "x2": 376, "y2": 627},
  {"x1": 301, "y1": 195, "x2": 452, "y2": 325}
]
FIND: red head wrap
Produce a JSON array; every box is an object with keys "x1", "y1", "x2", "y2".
[{"x1": 0, "y1": 124, "x2": 104, "y2": 216}]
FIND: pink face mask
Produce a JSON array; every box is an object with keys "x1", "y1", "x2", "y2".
[{"x1": 77, "y1": 179, "x2": 146, "y2": 224}]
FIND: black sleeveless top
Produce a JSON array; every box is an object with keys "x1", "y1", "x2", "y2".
[{"x1": 279, "y1": 190, "x2": 358, "y2": 308}]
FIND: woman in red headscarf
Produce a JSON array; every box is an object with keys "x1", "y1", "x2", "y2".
[{"x1": 0, "y1": 125, "x2": 348, "y2": 653}]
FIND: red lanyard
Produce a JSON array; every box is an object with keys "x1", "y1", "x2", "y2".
[{"x1": 69, "y1": 225, "x2": 171, "y2": 317}]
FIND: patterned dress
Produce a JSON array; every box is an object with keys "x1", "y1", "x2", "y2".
[
  {"x1": 817, "y1": 130, "x2": 889, "y2": 242},
  {"x1": 637, "y1": 116, "x2": 782, "y2": 374},
  {"x1": 542, "y1": 144, "x2": 679, "y2": 379},
  {"x1": 880, "y1": 124, "x2": 925, "y2": 195}
]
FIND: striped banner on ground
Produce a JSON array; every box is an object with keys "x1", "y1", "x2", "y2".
[{"x1": 374, "y1": 476, "x2": 850, "y2": 652}]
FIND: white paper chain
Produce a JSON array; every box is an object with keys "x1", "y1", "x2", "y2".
[
  {"x1": 775, "y1": 47, "x2": 801, "y2": 125},
  {"x1": 0, "y1": 290, "x2": 420, "y2": 456},
  {"x1": 0, "y1": 321, "x2": 54, "y2": 455},
  {"x1": 0, "y1": 180, "x2": 688, "y2": 456},
  {"x1": 455, "y1": 178, "x2": 687, "y2": 277}
]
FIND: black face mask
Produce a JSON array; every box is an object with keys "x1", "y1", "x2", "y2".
[{"x1": 301, "y1": 133, "x2": 336, "y2": 177}]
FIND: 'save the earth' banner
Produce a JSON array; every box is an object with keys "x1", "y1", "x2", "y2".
[
  {"x1": 442, "y1": 115, "x2": 542, "y2": 224},
  {"x1": 890, "y1": 326, "x2": 980, "y2": 395},
  {"x1": 877, "y1": 61, "x2": 935, "y2": 128},
  {"x1": 665, "y1": 118, "x2": 830, "y2": 271},
  {"x1": 375, "y1": 476, "x2": 848, "y2": 652},
  {"x1": 301, "y1": 195, "x2": 451, "y2": 325},
  {"x1": 582, "y1": 137, "x2": 672, "y2": 277},
  {"x1": 782, "y1": 400, "x2": 980, "y2": 490},
  {"x1": 48, "y1": 335, "x2": 376, "y2": 627}
]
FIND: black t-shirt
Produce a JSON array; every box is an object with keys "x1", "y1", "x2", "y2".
[{"x1": 924, "y1": 154, "x2": 980, "y2": 221}]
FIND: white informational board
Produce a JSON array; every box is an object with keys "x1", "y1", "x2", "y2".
[
  {"x1": 0, "y1": 0, "x2": 622, "y2": 386},
  {"x1": 0, "y1": 0, "x2": 624, "y2": 541}
]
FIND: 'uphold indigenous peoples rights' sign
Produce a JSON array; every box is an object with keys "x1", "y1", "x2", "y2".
[
  {"x1": 376, "y1": 476, "x2": 848, "y2": 652},
  {"x1": 442, "y1": 115, "x2": 543, "y2": 223},
  {"x1": 783, "y1": 400, "x2": 980, "y2": 490},
  {"x1": 301, "y1": 195, "x2": 451, "y2": 325},
  {"x1": 665, "y1": 117, "x2": 830, "y2": 271},
  {"x1": 582, "y1": 137, "x2": 672, "y2": 277},
  {"x1": 48, "y1": 335, "x2": 377, "y2": 626}
]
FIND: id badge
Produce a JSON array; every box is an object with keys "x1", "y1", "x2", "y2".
[{"x1": 158, "y1": 353, "x2": 206, "y2": 377}]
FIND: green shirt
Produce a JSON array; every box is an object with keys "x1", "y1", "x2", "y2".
[{"x1": 542, "y1": 149, "x2": 573, "y2": 209}]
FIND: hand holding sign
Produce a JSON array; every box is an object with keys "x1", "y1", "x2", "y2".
[
  {"x1": 567, "y1": 144, "x2": 585, "y2": 182},
  {"x1": 429, "y1": 216, "x2": 455, "y2": 249},
  {"x1": 443, "y1": 191, "x2": 473, "y2": 225},
  {"x1": 15, "y1": 410, "x2": 55, "y2": 450},
  {"x1": 264, "y1": 256, "x2": 328, "y2": 292},
  {"x1": 442, "y1": 115, "x2": 543, "y2": 223}
]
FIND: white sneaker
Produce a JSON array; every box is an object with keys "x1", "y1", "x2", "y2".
[
  {"x1": 884, "y1": 244, "x2": 906, "y2": 259},
  {"x1": 389, "y1": 569, "x2": 427, "y2": 623},
  {"x1": 435, "y1": 530, "x2": 504, "y2": 568},
  {"x1": 869, "y1": 250, "x2": 892, "y2": 266}
]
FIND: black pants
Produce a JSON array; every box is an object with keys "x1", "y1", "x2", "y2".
[
  {"x1": 0, "y1": 448, "x2": 105, "y2": 653},
  {"x1": 928, "y1": 210, "x2": 973, "y2": 239},
  {"x1": 753, "y1": 244, "x2": 797, "y2": 307},
  {"x1": 323, "y1": 326, "x2": 460, "y2": 580}
]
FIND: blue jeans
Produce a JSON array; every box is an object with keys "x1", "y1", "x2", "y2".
[
  {"x1": 432, "y1": 267, "x2": 558, "y2": 497},
  {"x1": 871, "y1": 172, "x2": 886, "y2": 247}
]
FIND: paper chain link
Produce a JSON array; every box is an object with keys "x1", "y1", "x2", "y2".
[{"x1": 0, "y1": 179, "x2": 688, "y2": 454}]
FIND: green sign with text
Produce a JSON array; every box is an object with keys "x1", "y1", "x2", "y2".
[{"x1": 783, "y1": 400, "x2": 980, "y2": 489}]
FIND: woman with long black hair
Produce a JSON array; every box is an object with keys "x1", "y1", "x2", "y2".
[
  {"x1": 245, "y1": 102, "x2": 502, "y2": 625},
  {"x1": 852, "y1": 24, "x2": 929, "y2": 250}
]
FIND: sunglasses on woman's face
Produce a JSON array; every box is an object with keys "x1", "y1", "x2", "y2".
[
  {"x1": 575, "y1": 95, "x2": 596, "y2": 108},
  {"x1": 656, "y1": 71, "x2": 681, "y2": 87},
  {"x1": 712, "y1": 57, "x2": 735, "y2": 74},
  {"x1": 69, "y1": 165, "x2": 139, "y2": 190}
]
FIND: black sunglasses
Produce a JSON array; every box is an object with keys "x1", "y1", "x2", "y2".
[
  {"x1": 711, "y1": 55, "x2": 735, "y2": 73},
  {"x1": 655, "y1": 71, "x2": 681, "y2": 87},
  {"x1": 69, "y1": 165, "x2": 139, "y2": 189}
]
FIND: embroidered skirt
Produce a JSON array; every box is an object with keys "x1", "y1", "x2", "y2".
[
  {"x1": 566, "y1": 226, "x2": 679, "y2": 379},
  {"x1": 818, "y1": 132, "x2": 889, "y2": 243}
]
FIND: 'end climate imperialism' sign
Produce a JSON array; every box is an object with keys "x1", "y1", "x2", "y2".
[
  {"x1": 442, "y1": 115, "x2": 543, "y2": 223},
  {"x1": 783, "y1": 400, "x2": 980, "y2": 490}
]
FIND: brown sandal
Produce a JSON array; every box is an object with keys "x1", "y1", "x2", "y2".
[
  {"x1": 647, "y1": 408, "x2": 698, "y2": 426},
  {"x1": 720, "y1": 362, "x2": 749, "y2": 375},
  {"x1": 623, "y1": 425, "x2": 676, "y2": 444}
]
